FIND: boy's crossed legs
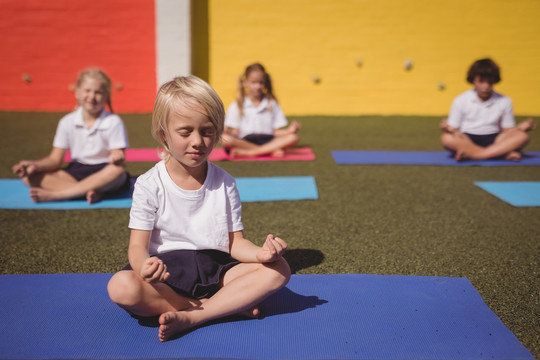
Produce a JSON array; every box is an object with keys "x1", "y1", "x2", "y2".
[
  {"x1": 107, "y1": 258, "x2": 291, "y2": 341},
  {"x1": 441, "y1": 118, "x2": 534, "y2": 161}
]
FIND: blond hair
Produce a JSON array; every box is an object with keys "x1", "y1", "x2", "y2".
[
  {"x1": 76, "y1": 68, "x2": 114, "y2": 113},
  {"x1": 236, "y1": 63, "x2": 277, "y2": 118},
  {"x1": 152, "y1": 76, "x2": 225, "y2": 157}
]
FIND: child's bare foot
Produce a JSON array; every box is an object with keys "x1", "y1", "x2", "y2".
[
  {"x1": 455, "y1": 144, "x2": 481, "y2": 161},
  {"x1": 230, "y1": 147, "x2": 256, "y2": 157},
  {"x1": 454, "y1": 135, "x2": 486, "y2": 161},
  {"x1": 29, "y1": 187, "x2": 62, "y2": 202},
  {"x1": 271, "y1": 149, "x2": 285, "y2": 157},
  {"x1": 86, "y1": 190, "x2": 103, "y2": 204},
  {"x1": 517, "y1": 118, "x2": 536, "y2": 132},
  {"x1": 158, "y1": 311, "x2": 195, "y2": 342},
  {"x1": 158, "y1": 305, "x2": 260, "y2": 341},
  {"x1": 454, "y1": 149, "x2": 467, "y2": 161},
  {"x1": 504, "y1": 151, "x2": 522, "y2": 161},
  {"x1": 238, "y1": 306, "x2": 260, "y2": 319}
]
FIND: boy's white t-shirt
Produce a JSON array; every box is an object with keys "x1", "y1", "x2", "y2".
[
  {"x1": 446, "y1": 89, "x2": 515, "y2": 135},
  {"x1": 129, "y1": 161, "x2": 244, "y2": 255},
  {"x1": 53, "y1": 107, "x2": 129, "y2": 164},
  {"x1": 225, "y1": 97, "x2": 288, "y2": 138}
]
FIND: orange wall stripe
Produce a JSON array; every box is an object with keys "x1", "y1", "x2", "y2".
[{"x1": 0, "y1": 0, "x2": 156, "y2": 113}]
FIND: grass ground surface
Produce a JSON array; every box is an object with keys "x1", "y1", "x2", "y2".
[{"x1": 0, "y1": 112, "x2": 539, "y2": 356}]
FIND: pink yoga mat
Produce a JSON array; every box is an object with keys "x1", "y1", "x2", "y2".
[
  {"x1": 63, "y1": 147, "x2": 315, "y2": 162},
  {"x1": 209, "y1": 147, "x2": 315, "y2": 161}
]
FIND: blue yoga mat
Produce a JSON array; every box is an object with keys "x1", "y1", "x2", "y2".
[
  {"x1": 331, "y1": 150, "x2": 540, "y2": 166},
  {"x1": 0, "y1": 273, "x2": 532, "y2": 360},
  {"x1": 0, "y1": 176, "x2": 318, "y2": 209},
  {"x1": 475, "y1": 181, "x2": 540, "y2": 207}
]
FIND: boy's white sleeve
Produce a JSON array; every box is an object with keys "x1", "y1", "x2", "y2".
[
  {"x1": 129, "y1": 177, "x2": 157, "y2": 231},
  {"x1": 225, "y1": 175, "x2": 244, "y2": 232},
  {"x1": 225, "y1": 102, "x2": 241, "y2": 129},
  {"x1": 446, "y1": 97, "x2": 463, "y2": 129},
  {"x1": 500, "y1": 98, "x2": 516, "y2": 129},
  {"x1": 272, "y1": 102, "x2": 288, "y2": 129}
]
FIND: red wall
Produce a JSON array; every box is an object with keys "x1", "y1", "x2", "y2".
[{"x1": 0, "y1": 0, "x2": 156, "y2": 113}]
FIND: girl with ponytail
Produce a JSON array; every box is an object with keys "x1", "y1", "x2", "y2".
[{"x1": 222, "y1": 63, "x2": 301, "y2": 157}]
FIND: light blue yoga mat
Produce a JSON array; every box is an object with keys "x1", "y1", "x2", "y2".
[
  {"x1": 475, "y1": 181, "x2": 540, "y2": 207},
  {"x1": 0, "y1": 178, "x2": 134, "y2": 209},
  {"x1": 235, "y1": 176, "x2": 318, "y2": 202},
  {"x1": 0, "y1": 273, "x2": 533, "y2": 360},
  {"x1": 332, "y1": 150, "x2": 540, "y2": 166},
  {"x1": 0, "y1": 176, "x2": 318, "y2": 209}
]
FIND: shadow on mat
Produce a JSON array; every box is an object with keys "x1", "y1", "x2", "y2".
[
  {"x1": 158, "y1": 286, "x2": 328, "y2": 341},
  {"x1": 283, "y1": 248, "x2": 325, "y2": 274},
  {"x1": 106, "y1": 176, "x2": 136, "y2": 199},
  {"x1": 259, "y1": 286, "x2": 328, "y2": 317}
]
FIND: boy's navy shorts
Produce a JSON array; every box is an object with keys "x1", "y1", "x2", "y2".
[
  {"x1": 64, "y1": 161, "x2": 109, "y2": 181},
  {"x1": 122, "y1": 249, "x2": 239, "y2": 299},
  {"x1": 464, "y1": 133, "x2": 499, "y2": 147}
]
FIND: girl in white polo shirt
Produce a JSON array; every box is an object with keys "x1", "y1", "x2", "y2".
[
  {"x1": 440, "y1": 58, "x2": 535, "y2": 161},
  {"x1": 107, "y1": 76, "x2": 290, "y2": 342},
  {"x1": 12, "y1": 68, "x2": 129, "y2": 203},
  {"x1": 222, "y1": 63, "x2": 301, "y2": 157}
]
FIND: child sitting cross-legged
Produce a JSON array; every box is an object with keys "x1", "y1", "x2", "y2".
[
  {"x1": 107, "y1": 75, "x2": 291, "y2": 342},
  {"x1": 440, "y1": 58, "x2": 535, "y2": 161},
  {"x1": 12, "y1": 68, "x2": 129, "y2": 203}
]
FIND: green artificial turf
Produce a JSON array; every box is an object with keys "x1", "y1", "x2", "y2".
[{"x1": 0, "y1": 111, "x2": 539, "y2": 356}]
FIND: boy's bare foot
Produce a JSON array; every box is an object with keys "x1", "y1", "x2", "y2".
[
  {"x1": 86, "y1": 190, "x2": 104, "y2": 204},
  {"x1": 504, "y1": 151, "x2": 522, "y2": 161},
  {"x1": 455, "y1": 143, "x2": 482, "y2": 161},
  {"x1": 158, "y1": 305, "x2": 260, "y2": 341},
  {"x1": 238, "y1": 306, "x2": 260, "y2": 319},
  {"x1": 158, "y1": 311, "x2": 195, "y2": 342},
  {"x1": 454, "y1": 149, "x2": 467, "y2": 161},
  {"x1": 453, "y1": 134, "x2": 487, "y2": 161}
]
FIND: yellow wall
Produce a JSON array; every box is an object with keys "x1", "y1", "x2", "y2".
[{"x1": 204, "y1": 0, "x2": 540, "y2": 116}]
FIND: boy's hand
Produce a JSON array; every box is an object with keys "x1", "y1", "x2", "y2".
[
  {"x1": 439, "y1": 119, "x2": 449, "y2": 132},
  {"x1": 439, "y1": 119, "x2": 457, "y2": 134},
  {"x1": 12, "y1": 161, "x2": 37, "y2": 178},
  {"x1": 517, "y1": 117, "x2": 536, "y2": 132},
  {"x1": 140, "y1": 257, "x2": 170, "y2": 283},
  {"x1": 256, "y1": 234, "x2": 287, "y2": 263}
]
